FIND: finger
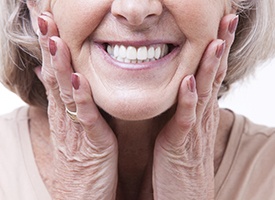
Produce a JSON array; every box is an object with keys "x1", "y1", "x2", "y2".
[
  {"x1": 71, "y1": 73, "x2": 116, "y2": 148},
  {"x1": 33, "y1": 66, "x2": 45, "y2": 85},
  {"x1": 218, "y1": 14, "x2": 239, "y2": 62},
  {"x1": 195, "y1": 39, "x2": 225, "y2": 116},
  {"x1": 158, "y1": 75, "x2": 198, "y2": 147},
  {"x1": 50, "y1": 36, "x2": 75, "y2": 112},
  {"x1": 214, "y1": 14, "x2": 239, "y2": 95},
  {"x1": 37, "y1": 12, "x2": 59, "y2": 89}
]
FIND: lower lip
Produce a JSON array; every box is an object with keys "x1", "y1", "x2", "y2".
[{"x1": 94, "y1": 43, "x2": 181, "y2": 71}]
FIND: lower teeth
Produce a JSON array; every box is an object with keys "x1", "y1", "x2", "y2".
[{"x1": 113, "y1": 56, "x2": 156, "y2": 63}]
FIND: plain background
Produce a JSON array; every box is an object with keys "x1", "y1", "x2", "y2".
[{"x1": 1, "y1": 58, "x2": 275, "y2": 127}]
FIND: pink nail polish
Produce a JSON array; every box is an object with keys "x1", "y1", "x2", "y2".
[
  {"x1": 187, "y1": 75, "x2": 196, "y2": 93},
  {"x1": 37, "y1": 16, "x2": 48, "y2": 36},
  {"x1": 71, "y1": 73, "x2": 80, "y2": 90},
  {"x1": 228, "y1": 15, "x2": 239, "y2": 34},
  {"x1": 49, "y1": 38, "x2": 57, "y2": 56},
  {"x1": 215, "y1": 41, "x2": 226, "y2": 59}
]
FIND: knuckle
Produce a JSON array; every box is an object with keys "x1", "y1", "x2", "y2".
[
  {"x1": 78, "y1": 111, "x2": 100, "y2": 127},
  {"x1": 59, "y1": 89, "x2": 73, "y2": 104},
  {"x1": 175, "y1": 115, "x2": 196, "y2": 131},
  {"x1": 215, "y1": 68, "x2": 227, "y2": 86},
  {"x1": 198, "y1": 89, "x2": 212, "y2": 105},
  {"x1": 41, "y1": 70, "x2": 57, "y2": 88},
  {"x1": 202, "y1": 61, "x2": 217, "y2": 76},
  {"x1": 182, "y1": 95, "x2": 197, "y2": 108},
  {"x1": 74, "y1": 95, "x2": 89, "y2": 106},
  {"x1": 74, "y1": 101, "x2": 100, "y2": 127}
]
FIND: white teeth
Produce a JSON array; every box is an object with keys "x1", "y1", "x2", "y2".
[
  {"x1": 137, "y1": 46, "x2": 147, "y2": 60},
  {"x1": 155, "y1": 47, "x2": 161, "y2": 59},
  {"x1": 127, "y1": 46, "x2": 137, "y2": 60},
  {"x1": 119, "y1": 45, "x2": 127, "y2": 58},
  {"x1": 113, "y1": 45, "x2": 119, "y2": 57},
  {"x1": 148, "y1": 47, "x2": 154, "y2": 59},
  {"x1": 106, "y1": 44, "x2": 170, "y2": 63},
  {"x1": 107, "y1": 45, "x2": 113, "y2": 56}
]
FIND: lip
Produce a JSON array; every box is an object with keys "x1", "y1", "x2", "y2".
[{"x1": 94, "y1": 41, "x2": 181, "y2": 70}]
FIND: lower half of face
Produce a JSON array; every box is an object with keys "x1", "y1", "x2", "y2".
[
  {"x1": 73, "y1": 39, "x2": 209, "y2": 120},
  {"x1": 51, "y1": 0, "x2": 224, "y2": 120}
]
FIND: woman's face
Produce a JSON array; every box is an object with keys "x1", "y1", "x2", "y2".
[{"x1": 34, "y1": 0, "x2": 230, "y2": 120}]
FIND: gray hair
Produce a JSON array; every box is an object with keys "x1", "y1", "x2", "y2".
[{"x1": 1, "y1": 0, "x2": 275, "y2": 108}]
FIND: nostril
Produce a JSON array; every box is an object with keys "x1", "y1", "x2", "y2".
[
  {"x1": 114, "y1": 10, "x2": 148, "y2": 26},
  {"x1": 111, "y1": 0, "x2": 163, "y2": 27}
]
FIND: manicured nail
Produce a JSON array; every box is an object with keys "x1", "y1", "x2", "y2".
[
  {"x1": 37, "y1": 16, "x2": 48, "y2": 36},
  {"x1": 187, "y1": 75, "x2": 196, "y2": 93},
  {"x1": 71, "y1": 73, "x2": 80, "y2": 90},
  {"x1": 228, "y1": 15, "x2": 239, "y2": 34},
  {"x1": 215, "y1": 41, "x2": 226, "y2": 59},
  {"x1": 49, "y1": 38, "x2": 57, "y2": 56}
]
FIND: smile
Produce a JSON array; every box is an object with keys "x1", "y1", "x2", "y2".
[{"x1": 105, "y1": 44, "x2": 174, "y2": 64}]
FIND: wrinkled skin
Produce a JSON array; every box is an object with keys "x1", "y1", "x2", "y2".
[{"x1": 29, "y1": 0, "x2": 238, "y2": 199}]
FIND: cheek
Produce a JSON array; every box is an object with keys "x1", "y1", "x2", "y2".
[
  {"x1": 166, "y1": 0, "x2": 224, "y2": 75},
  {"x1": 165, "y1": 0, "x2": 223, "y2": 43},
  {"x1": 51, "y1": 1, "x2": 111, "y2": 51},
  {"x1": 51, "y1": 1, "x2": 113, "y2": 73}
]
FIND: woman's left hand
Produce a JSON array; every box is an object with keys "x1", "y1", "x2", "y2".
[{"x1": 153, "y1": 14, "x2": 238, "y2": 199}]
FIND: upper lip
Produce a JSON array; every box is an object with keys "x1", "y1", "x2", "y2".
[
  {"x1": 99, "y1": 40, "x2": 180, "y2": 47},
  {"x1": 92, "y1": 33, "x2": 184, "y2": 47}
]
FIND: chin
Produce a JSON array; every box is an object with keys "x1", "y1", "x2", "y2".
[{"x1": 94, "y1": 95, "x2": 175, "y2": 121}]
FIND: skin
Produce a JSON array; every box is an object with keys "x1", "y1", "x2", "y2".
[{"x1": 27, "y1": 0, "x2": 237, "y2": 199}]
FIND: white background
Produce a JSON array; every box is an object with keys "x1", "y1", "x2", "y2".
[{"x1": 1, "y1": 58, "x2": 275, "y2": 127}]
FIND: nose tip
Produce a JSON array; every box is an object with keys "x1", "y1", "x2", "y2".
[{"x1": 111, "y1": 0, "x2": 163, "y2": 26}]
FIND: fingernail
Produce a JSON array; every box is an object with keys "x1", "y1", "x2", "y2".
[
  {"x1": 71, "y1": 73, "x2": 80, "y2": 90},
  {"x1": 49, "y1": 38, "x2": 57, "y2": 56},
  {"x1": 187, "y1": 75, "x2": 196, "y2": 93},
  {"x1": 37, "y1": 16, "x2": 48, "y2": 36},
  {"x1": 215, "y1": 41, "x2": 226, "y2": 59},
  {"x1": 228, "y1": 15, "x2": 239, "y2": 34}
]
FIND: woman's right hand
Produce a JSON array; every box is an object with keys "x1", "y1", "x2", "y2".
[{"x1": 35, "y1": 12, "x2": 118, "y2": 200}]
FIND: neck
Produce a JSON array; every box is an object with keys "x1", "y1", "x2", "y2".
[
  {"x1": 108, "y1": 107, "x2": 175, "y2": 199},
  {"x1": 113, "y1": 119, "x2": 157, "y2": 199}
]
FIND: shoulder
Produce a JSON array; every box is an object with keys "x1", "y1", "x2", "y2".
[
  {"x1": 232, "y1": 113, "x2": 275, "y2": 164},
  {"x1": 0, "y1": 105, "x2": 29, "y2": 143},
  {"x1": 0, "y1": 106, "x2": 30, "y2": 151},
  {"x1": 234, "y1": 113, "x2": 275, "y2": 150},
  {"x1": 0, "y1": 106, "x2": 29, "y2": 124},
  {"x1": 216, "y1": 113, "x2": 275, "y2": 199},
  {"x1": 241, "y1": 114, "x2": 275, "y2": 137},
  {"x1": 0, "y1": 106, "x2": 46, "y2": 200}
]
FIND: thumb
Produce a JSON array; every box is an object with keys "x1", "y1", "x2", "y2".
[{"x1": 158, "y1": 75, "x2": 198, "y2": 147}]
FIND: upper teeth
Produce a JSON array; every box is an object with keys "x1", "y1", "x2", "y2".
[{"x1": 107, "y1": 44, "x2": 169, "y2": 63}]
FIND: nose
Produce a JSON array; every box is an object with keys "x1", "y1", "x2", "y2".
[{"x1": 111, "y1": 0, "x2": 163, "y2": 26}]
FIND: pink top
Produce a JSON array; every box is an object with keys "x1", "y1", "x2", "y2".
[
  {"x1": 0, "y1": 107, "x2": 51, "y2": 200},
  {"x1": 1, "y1": 106, "x2": 275, "y2": 199}
]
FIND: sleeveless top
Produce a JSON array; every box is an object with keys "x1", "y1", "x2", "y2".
[{"x1": 1, "y1": 106, "x2": 275, "y2": 200}]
